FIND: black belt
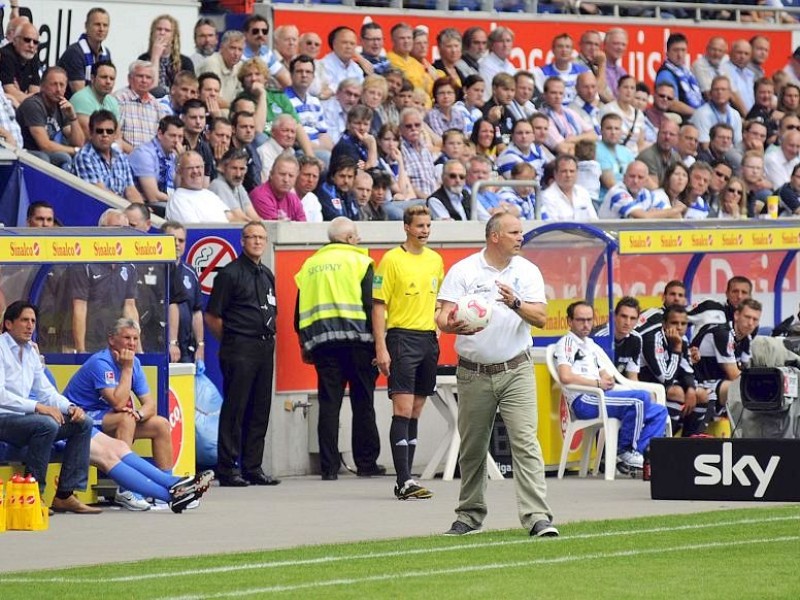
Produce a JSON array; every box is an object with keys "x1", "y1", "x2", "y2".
[{"x1": 458, "y1": 350, "x2": 530, "y2": 375}]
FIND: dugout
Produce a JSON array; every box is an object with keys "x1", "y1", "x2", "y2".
[{"x1": 0, "y1": 228, "x2": 197, "y2": 503}]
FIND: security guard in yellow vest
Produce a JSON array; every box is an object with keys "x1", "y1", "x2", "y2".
[{"x1": 294, "y1": 217, "x2": 384, "y2": 480}]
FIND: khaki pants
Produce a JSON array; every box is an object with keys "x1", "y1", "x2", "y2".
[{"x1": 454, "y1": 357, "x2": 553, "y2": 529}]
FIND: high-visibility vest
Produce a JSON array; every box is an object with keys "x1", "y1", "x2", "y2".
[{"x1": 295, "y1": 243, "x2": 374, "y2": 352}]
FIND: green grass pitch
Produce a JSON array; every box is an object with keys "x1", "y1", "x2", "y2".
[{"x1": 2, "y1": 506, "x2": 798, "y2": 599}]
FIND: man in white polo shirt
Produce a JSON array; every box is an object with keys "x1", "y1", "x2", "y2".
[{"x1": 436, "y1": 213, "x2": 557, "y2": 538}]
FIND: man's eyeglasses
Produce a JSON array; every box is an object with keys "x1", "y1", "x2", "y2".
[
  {"x1": 249, "y1": 28, "x2": 268, "y2": 35},
  {"x1": 94, "y1": 127, "x2": 115, "y2": 135},
  {"x1": 403, "y1": 123, "x2": 422, "y2": 129},
  {"x1": 656, "y1": 93, "x2": 674, "y2": 101}
]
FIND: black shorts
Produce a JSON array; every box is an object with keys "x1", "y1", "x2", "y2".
[{"x1": 386, "y1": 329, "x2": 439, "y2": 398}]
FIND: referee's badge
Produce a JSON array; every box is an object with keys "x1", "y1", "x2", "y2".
[
  {"x1": 431, "y1": 277, "x2": 438, "y2": 291},
  {"x1": 373, "y1": 275, "x2": 383, "y2": 289}
]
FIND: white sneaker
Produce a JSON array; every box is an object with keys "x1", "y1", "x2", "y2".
[
  {"x1": 150, "y1": 499, "x2": 171, "y2": 511},
  {"x1": 114, "y1": 490, "x2": 151, "y2": 511},
  {"x1": 617, "y1": 450, "x2": 644, "y2": 470}
]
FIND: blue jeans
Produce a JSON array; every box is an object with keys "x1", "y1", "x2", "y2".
[{"x1": 0, "y1": 413, "x2": 93, "y2": 495}]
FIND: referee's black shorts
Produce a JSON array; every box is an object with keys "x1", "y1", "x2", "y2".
[{"x1": 386, "y1": 328, "x2": 439, "y2": 398}]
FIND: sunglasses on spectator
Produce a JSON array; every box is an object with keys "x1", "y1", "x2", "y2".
[
  {"x1": 94, "y1": 127, "x2": 115, "y2": 135},
  {"x1": 403, "y1": 123, "x2": 422, "y2": 129},
  {"x1": 21, "y1": 36, "x2": 39, "y2": 45},
  {"x1": 447, "y1": 173, "x2": 466, "y2": 180},
  {"x1": 714, "y1": 170, "x2": 731, "y2": 181},
  {"x1": 656, "y1": 93, "x2": 674, "y2": 100},
  {"x1": 249, "y1": 28, "x2": 268, "y2": 35},
  {"x1": 726, "y1": 188, "x2": 743, "y2": 195},
  {"x1": 786, "y1": 125, "x2": 800, "y2": 131}
]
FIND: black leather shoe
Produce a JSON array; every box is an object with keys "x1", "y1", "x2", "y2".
[
  {"x1": 245, "y1": 470, "x2": 281, "y2": 486},
  {"x1": 218, "y1": 474, "x2": 249, "y2": 487},
  {"x1": 356, "y1": 464, "x2": 387, "y2": 477},
  {"x1": 321, "y1": 473, "x2": 338, "y2": 481}
]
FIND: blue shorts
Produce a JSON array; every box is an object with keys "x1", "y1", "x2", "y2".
[{"x1": 85, "y1": 408, "x2": 110, "y2": 430}]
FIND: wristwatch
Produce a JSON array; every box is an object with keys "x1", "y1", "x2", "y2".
[{"x1": 511, "y1": 298, "x2": 522, "y2": 310}]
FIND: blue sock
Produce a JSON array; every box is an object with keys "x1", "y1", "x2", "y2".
[
  {"x1": 108, "y1": 462, "x2": 170, "y2": 502},
  {"x1": 121, "y1": 453, "x2": 179, "y2": 488}
]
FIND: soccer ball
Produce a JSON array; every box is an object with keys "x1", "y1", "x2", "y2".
[{"x1": 455, "y1": 294, "x2": 493, "y2": 332}]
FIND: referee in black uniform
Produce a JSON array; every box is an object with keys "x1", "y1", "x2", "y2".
[{"x1": 206, "y1": 221, "x2": 280, "y2": 487}]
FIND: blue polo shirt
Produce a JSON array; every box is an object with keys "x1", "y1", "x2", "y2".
[{"x1": 64, "y1": 347, "x2": 149, "y2": 415}]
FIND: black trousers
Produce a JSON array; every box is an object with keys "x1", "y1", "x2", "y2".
[
  {"x1": 313, "y1": 344, "x2": 380, "y2": 475},
  {"x1": 218, "y1": 335, "x2": 274, "y2": 476}
]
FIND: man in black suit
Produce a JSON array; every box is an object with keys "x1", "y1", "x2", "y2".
[{"x1": 426, "y1": 159, "x2": 471, "y2": 220}]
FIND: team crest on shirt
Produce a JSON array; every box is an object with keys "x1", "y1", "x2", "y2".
[
  {"x1": 120, "y1": 266, "x2": 129, "y2": 281},
  {"x1": 430, "y1": 277, "x2": 438, "y2": 291},
  {"x1": 104, "y1": 371, "x2": 117, "y2": 385},
  {"x1": 183, "y1": 275, "x2": 192, "y2": 290}
]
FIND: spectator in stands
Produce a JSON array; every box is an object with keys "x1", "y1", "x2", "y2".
[
  {"x1": 426, "y1": 78, "x2": 466, "y2": 136},
  {"x1": 470, "y1": 117, "x2": 503, "y2": 162},
  {"x1": 481, "y1": 73, "x2": 516, "y2": 145},
  {"x1": 0, "y1": 86, "x2": 23, "y2": 148},
  {"x1": 1, "y1": 13, "x2": 27, "y2": 49},
  {"x1": 509, "y1": 71, "x2": 537, "y2": 122},
  {"x1": 652, "y1": 161, "x2": 690, "y2": 210},
  {"x1": 697, "y1": 123, "x2": 741, "y2": 169},
  {"x1": 26, "y1": 200, "x2": 55, "y2": 227},
  {"x1": 656, "y1": 33, "x2": 704, "y2": 118},
  {"x1": 64, "y1": 317, "x2": 175, "y2": 488},
  {"x1": 181, "y1": 98, "x2": 215, "y2": 182},
  {"x1": 777, "y1": 162, "x2": 800, "y2": 216},
  {"x1": 258, "y1": 114, "x2": 298, "y2": 181},
  {"x1": 722, "y1": 40, "x2": 755, "y2": 115},
  {"x1": 718, "y1": 175, "x2": 748, "y2": 219},
  {"x1": 599, "y1": 160, "x2": 684, "y2": 219},
  {"x1": 208, "y1": 148, "x2": 261, "y2": 222},
  {"x1": 691, "y1": 37, "x2": 728, "y2": 98},
  {"x1": 296, "y1": 155, "x2": 324, "y2": 222},
  {"x1": 360, "y1": 169, "x2": 391, "y2": 221},
  {"x1": 353, "y1": 170, "x2": 373, "y2": 219},
  {"x1": 199, "y1": 30, "x2": 244, "y2": 106},
  {"x1": 411, "y1": 28, "x2": 439, "y2": 87},
  {"x1": 0, "y1": 300, "x2": 99, "y2": 514},
  {"x1": 680, "y1": 161, "x2": 713, "y2": 219},
  {"x1": 70, "y1": 61, "x2": 122, "y2": 145},
  {"x1": 241, "y1": 14, "x2": 290, "y2": 89},
  {"x1": 479, "y1": 27, "x2": 515, "y2": 101},
  {"x1": 69, "y1": 209, "x2": 138, "y2": 353},
  {"x1": 707, "y1": 160, "x2": 734, "y2": 216},
  {"x1": 637, "y1": 119, "x2": 680, "y2": 190},
  {"x1": 638, "y1": 304, "x2": 709, "y2": 437},
  {"x1": 57, "y1": 8, "x2": 111, "y2": 96},
  {"x1": 554, "y1": 301, "x2": 667, "y2": 474},
  {"x1": 400, "y1": 107, "x2": 437, "y2": 199},
  {"x1": 540, "y1": 33, "x2": 588, "y2": 107},
  {"x1": 496, "y1": 162, "x2": 536, "y2": 220},
  {"x1": 357, "y1": 22, "x2": 390, "y2": 77},
  {"x1": 541, "y1": 77, "x2": 595, "y2": 154},
  {"x1": 595, "y1": 113, "x2": 635, "y2": 199},
  {"x1": 17, "y1": 67, "x2": 85, "y2": 170},
  {"x1": 603, "y1": 28, "x2": 628, "y2": 100},
  {"x1": 323, "y1": 78, "x2": 362, "y2": 144},
  {"x1": 541, "y1": 154, "x2": 597, "y2": 221},
  {"x1": 331, "y1": 105, "x2": 377, "y2": 172},
  {"x1": 161, "y1": 221, "x2": 205, "y2": 364},
  {"x1": 298, "y1": 32, "x2": 332, "y2": 100},
  {"x1": 360, "y1": 75, "x2": 387, "y2": 135},
  {"x1": 317, "y1": 155, "x2": 359, "y2": 221},
  {"x1": 230, "y1": 110, "x2": 263, "y2": 193},
  {"x1": 575, "y1": 139, "x2": 601, "y2": 205},
  {"x1": 129, "y1": 115, "x2": 183, "y2": 212},
  {"x1": 321, "y1": 26, "x2": 363, "y2": 92},
  {"x1": 248, "y1": 154, "x2": 305, "y2": 221},
  {"x1": 387, "y1": 23, "x2": 431, "y2": 101},
  {"x1": 73, "y1": 109, "x2": 143, "y2": 203},
  {"x1": 376, "y1": 123, "x2": 415, "y2": 201},
  {"x1": 166, "y1": 151, "x2": 232, "y2": 224},
  {"x1": 740, "y1": 150, "x2": 771, "y2": 216},
  {"x1": 746, "y1": 34, "x2": 768, "y2": 75},
  {"x1": 198, "y1": 72, "x2": 224, "y2": 121},
  {"x1": 600, "y1": 75, "x2": 646, "y2": 153},
  {"x1": 434, "y1": 28, "x2": 470, "y2": 94},
  {"x1": 746, "y1": 79, "x2": 779, "y2": 145},
  {"x1": 287, "y1": 55, "x2": 333, "y2": 161},
  {"x1": 116, "y1": 60, "x2": 171, "y2": 149},
  {"x1": 678, "y1": 123, "x2": 699, "y2": 167},
  {"x1": 461, "y1": 26, "x2": 488, "y2": 75},
  {"x1": 236, "y1": 58, "x2": 298, "y2": 139},
  {"x1": 207, "y1": 116, "x2": 233, "y2": 167},
  {"x1": 273, "y1": 25, "x2": 299, "y2": 74},
  {"x1": 465, "y1": 154, "x2": 502, "y2": 221},
  {"x1": 191, "y1": 18, "x2": 218, "y2": 73},
  {"x1": 434, "y1": 129, "x2": 467, "y2": 177},
  {"x1": 782, "y1": 47, "x2": 800, "y2": 87},
  {"x1": 570, "y1": 71, "x2": 601, "y2": 137},
  {"x1": 0, "y1": 21, "x2": 41, "y2": 106},
  {"x1": 496, "y1": 118, "x2": 543, "y2": 181},
  {"x1": 427, "y1": 159, "x2": 470, "y2": 220},
  {"x1": 139, "y1": 15, "x2": 194, "y2": 98},
  {"x1": 764, "y1": 128, "x2": 800, "y2": 190},
  {"x1": 159, "y1": 70, "x2": 199, "y2": 117},
  {"x1": 645, "y1": 83, "x2": 680, "y2": 135},
  {"x1": 454, "y1": 75, "x2": 485, "y2": 137},
  {"x1": 576, "y1": 30, "x2": 609, "y2": 103}
]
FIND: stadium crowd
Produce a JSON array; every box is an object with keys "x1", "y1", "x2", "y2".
[{"x1": 0, "y1": 7, "x2": 799, "y2": 222}]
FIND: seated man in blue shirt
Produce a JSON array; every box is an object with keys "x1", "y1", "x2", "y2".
[
  {"x1": 0, "y1": 300, "x2": 99, "y2": 514},
  {"x1": 64, "y1": 317, "x2": 174, "y2": 507}
]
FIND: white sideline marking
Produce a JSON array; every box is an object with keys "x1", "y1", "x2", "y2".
[
  {"x1": 2, "y1": 514, "x2": 798, "y2": 585},
  {"x1": 158, "y1": 536, "x2": 800, "y2": 599}
]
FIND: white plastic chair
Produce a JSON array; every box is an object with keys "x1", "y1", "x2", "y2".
[{"x1": 546, "y1": 344, "x2": 621, "y2": 481}]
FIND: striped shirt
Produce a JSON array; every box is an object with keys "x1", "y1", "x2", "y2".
[
  {"x1": 285, "y1": 87, "x2": 327, "y2": 142},
  {"x1": 72, "y1": 143, "x2": 135, "y2": 197},
  {"x1": 599, "y1": 184, "x2": 668, "y2": 219},
  {"x1": 115, "y1": 87, "x2": 170, "y2": 148},
  {"x1": 495, "y1": 143, "x2": 546, "y2": 182},
  {"x1": 540, "y1": 62, "x2": 589, "y2": 106},
  {"x1": 401, "y1": 138, "x2": 437, "y2": 198},
  {"x1": 242, "y1": 45, "x2": 283, "y2": 76}
]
